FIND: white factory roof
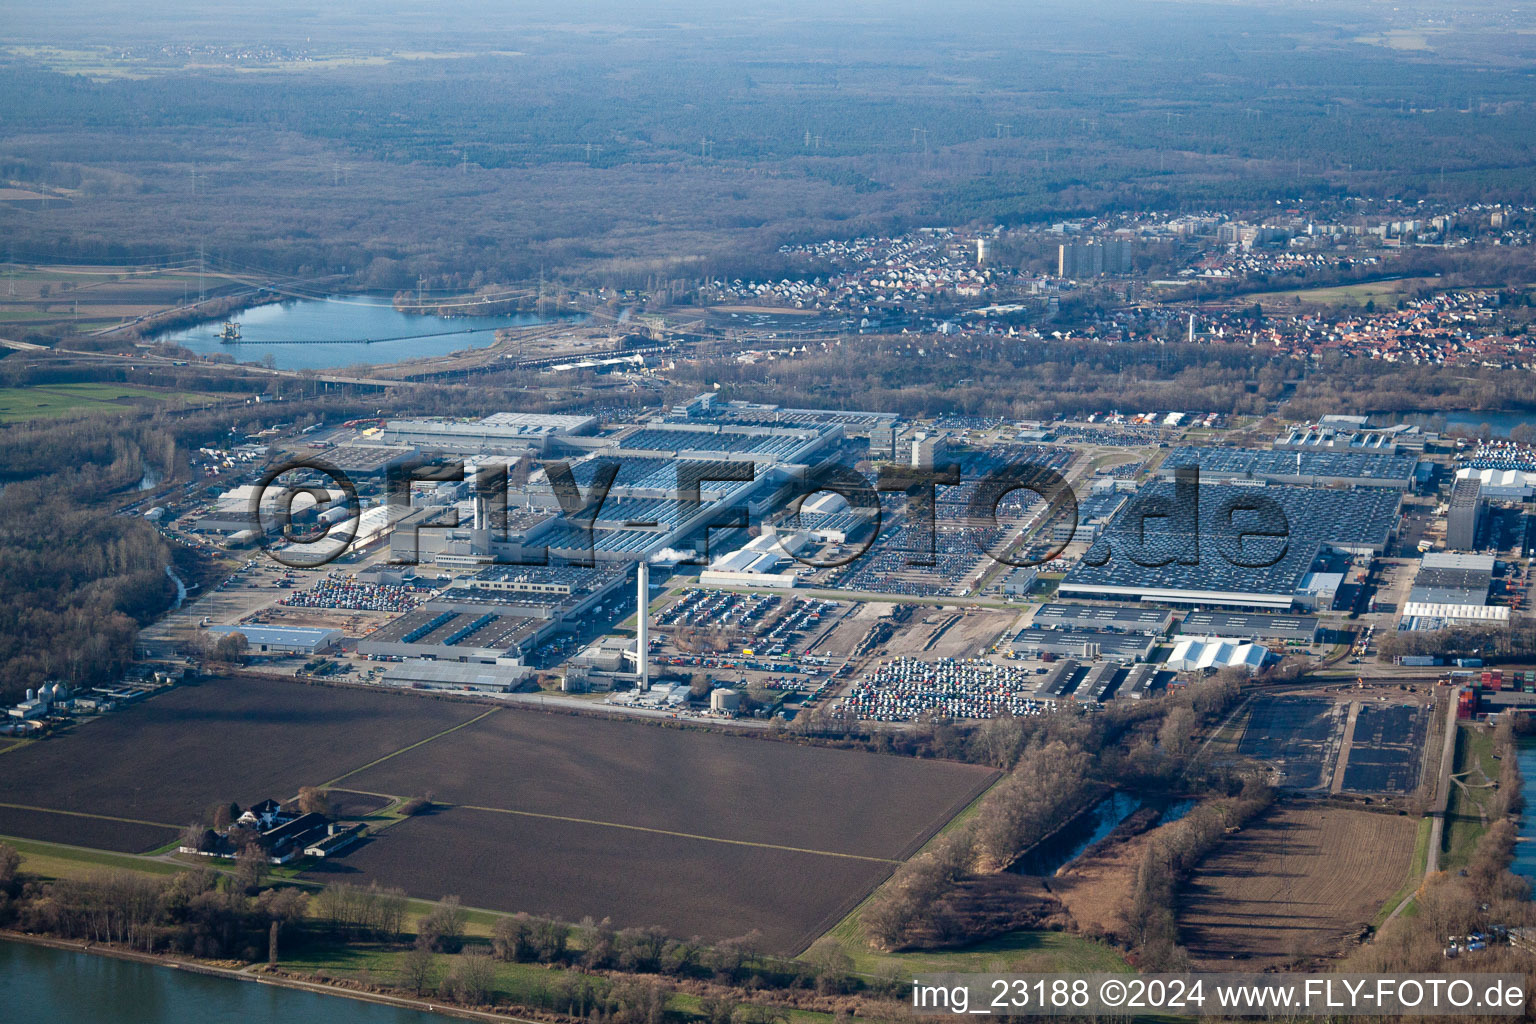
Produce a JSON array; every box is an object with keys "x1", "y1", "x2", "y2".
[
  {"x1": 214, "y1": 484, "x2": 346, "y2": 513},
  {"x1": 708, "y1": 530, "x2": 810, "y2": 573},
  {"x1": 1295, "y1": 571, "x2": 1343, "y2": 596},
  {"x1": 477, "y1": 412, "x2": 598, "y2": 432},
  {"x1": 385, "y1": 412, "x2": 596, "y2": 439},
  {"x1": 1399, "y1": 602, "x2": 1510, "y2": 623},
  {"x1": 801, "y1": 491, "x2": 850, "y2": 515},
  {"x1": 1167, "y1": 636, "x2": 1269, "y2": 673},
  {"x1": 1455, "y1": 467, "x2": 1536, "y2": 495}
]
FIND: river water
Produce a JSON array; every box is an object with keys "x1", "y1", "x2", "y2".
[
  {"x1": 1512, "y1": 740, "x2": 1536, "y2": 886},
  {"x1": 0, "y1": 939, "x2": 442, "y2": 1024},
  {"x1": 155, "y1": 294, "x2": 581, "y2": 370},
  {"x1": 1011, "y1": 793, "x2": 1196, "y2": 876},
  {"x1": 1392, "y1": 410, "x2": 1536, "y2": 439},
  {"x1": 164, "y1": 565, "x2": 188, "y2": 610}
]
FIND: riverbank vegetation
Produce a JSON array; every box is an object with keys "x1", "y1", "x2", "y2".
[
  {"x1": 1346, "y1": 717, "x2": 1535, "y2": 980},
  {"x1": 855, "y1": 675, "x2": 1245, "y2": 954},
  {"x1": 0, "y1": 852, "x2": 903, "y2": 1022},
  {"x1": 0, "y1": 673, "x2": 1257, "y2": 1021}
]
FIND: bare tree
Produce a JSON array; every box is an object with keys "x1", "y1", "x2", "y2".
[
  {"x1": 443, "y1": 949, "x2": 496, "y2": 1005},
  {"x1": 419, "y1": 894, "x2": 468, "y2": 952},
  {"x1": 492, "y1": 915, "x2": 533, "y2": 962},
  {"x1": 209, "y1": 631, "x2": 248, "y2": 663},
  {"x1": 0, "y1": 842, "x2": 20, "y2": 890},
  {"x1": 180, "y1": 822, "x2": 212, "y2": 852},
  {"x1": 401, "y1": 940, "x2": 439, "y2": 996},
  {"x1": 804, "y1": 937, "x2": 855, "y2": 994},
  {"x1": 235, "y1": 844, "x2": 268, "y2": 893},
  {"x1": 698, "y1": 994, "x2": 737, "y2": 1024},
  {"x1": 296, "y1": 786, "x2": 329, "y2": 817}
]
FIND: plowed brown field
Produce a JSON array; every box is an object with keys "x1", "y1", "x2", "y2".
[{"x1": 1178, "y1": 804, "x2": 1416, "y2": 967}]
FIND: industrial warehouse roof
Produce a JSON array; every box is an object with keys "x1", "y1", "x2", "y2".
[
  {"x1": 363, "y1": 609, "x2": 540, "y2": 650},
  {"x1": 1178, "y1": 612, "x2": 1320, "y2": 642},
  {"x1": 479, "y1": 412, "x2": 598, "y2": 431},
  {"x1": 1030, "y1": 603, "x2": 1174, "y2": 633},
  {"x1": 1059, "y1": 482, "x2": 1401, "y2": 607},
  {"x1": 1010, "y1": 628, "x2": 1156, "y2": 662},
  {"x1": 384, "y1": 413, "x2": 596, "y2": 439},
  {"x1": 1167, "y1": 636, "x2": 1269, "y2": 673},
  {"x1": 1409, "y1": 552, "x2": 1494, "y2": 607},
  {"x1": 617, "y1": 425, "x2": 825, "y2": 460},
  {"x1": 1399, "y1": 602, "x2": 1510, "y2": 624},
  {"x1": 470, "y1": 564, "x2": 617, "y2": 592},
  {"x1": 1456, "y1": 467, "x2": 1536, "y2": 494},
  {"x1": 205, "y1": 625, "x2": 341, "y2": 647},
  {"x1": 560, "y1": 455, "x2": 757, "y2": 492},
  {"x1": 1159, "y1": 445, "x2": 1418, "y2": 487},
  {"x1": 1421, "y1": 552, "x2": 1497, "y2": 571},
  {"x1": 310, "y1": 444, "x2": 417, "y2": 474},
  {"x1": 381, "y1": 660, "x2": 530, "y2": 690}
]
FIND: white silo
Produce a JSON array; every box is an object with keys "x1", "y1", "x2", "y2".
[{"x1": 635, "y1": 561, "x2": 650, "y2": 692}]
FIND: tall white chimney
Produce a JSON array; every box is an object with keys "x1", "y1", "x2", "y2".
[
  {"x1": 636, "y1": 560, "x2": 650, "y2": 691},
  {"x1": 469, "y1": 491, "x2": 492, "y2": 557}
]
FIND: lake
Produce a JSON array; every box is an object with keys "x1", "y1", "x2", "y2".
[
  {"x1": 0, "y1": 939, "x2": 444, "y2": 1024},
  {"x1": 155, "y1": 294, "x2": 581, "y2": 370}
]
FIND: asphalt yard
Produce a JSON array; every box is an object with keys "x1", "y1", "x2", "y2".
[{"x1": 1237, "y1": 696, "x2": 1347, "y2": 790}]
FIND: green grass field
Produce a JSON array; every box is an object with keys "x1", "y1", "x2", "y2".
[
  {"x1": 1442, "y1": 725, "x2": 1499, "y2": 871},
  {"x1": 1, "y1": 831, "x2": 516, "y2": 939},
  {"x1": 0, "y1": 383, "x2": 218, "y2": 422},
  {"x1": 1244, "y1": 277, "x2": 1444, "y2": 309},
  {"x1": 1373, "y1": 815, "x2": 1433, "y2": 926},
  {"x1": 0, "y1": 835, "x2": 185, "y2": 879},
  {"x1": 820, "y1": 898, "x2": 1128, "y2": 976},
  {"x1": 1241, "y1": 276, "x2": 1443, "y2": 308}
]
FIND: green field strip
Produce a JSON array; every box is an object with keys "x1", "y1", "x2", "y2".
[
  {"x1": 1373, "y1": 815, "x2": 1433, "y2": 927},
  {"x1": 0, "y1": 800, "x2": 181, "y2": 830},
  {"x1": 321, "y1": 707, "x2": 501, "y2": 788},
  {"x1": 456, "y1": 803, "x2": 901, "y2": 863},
  {"x1": 0, "y1": 835, "x2": 185, "y2": 876}
]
